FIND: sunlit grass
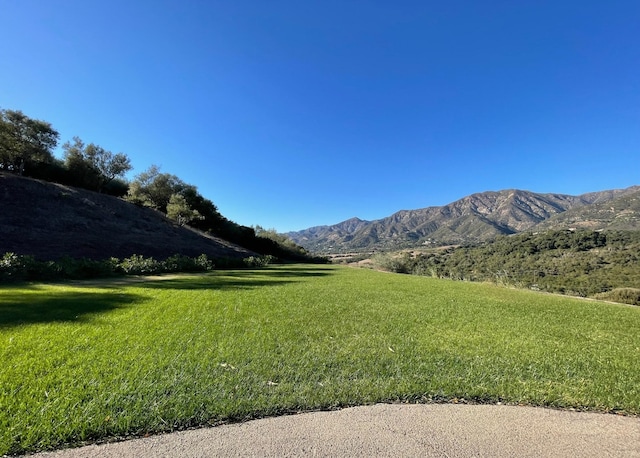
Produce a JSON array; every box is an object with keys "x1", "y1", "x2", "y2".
[{"x1": 1, "y1": 265, "x2": 639, "y2": 454}]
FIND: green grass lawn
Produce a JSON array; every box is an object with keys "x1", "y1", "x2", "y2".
[{"x1": 1, "y1": 265, "x2": 639, "y2": 455}]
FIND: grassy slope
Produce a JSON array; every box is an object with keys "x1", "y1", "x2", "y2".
[{"x1": 1, "y1": 265, "x2": 639, "y2": 454}]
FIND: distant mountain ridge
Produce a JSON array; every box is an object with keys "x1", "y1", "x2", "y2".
[{"x1": 287, "y1": 186, "x2": 640, "y2": 253}]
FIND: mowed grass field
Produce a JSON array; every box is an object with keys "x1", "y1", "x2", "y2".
[{"x1": 1, "y1": 265, "x2": 639, "y2": 455}]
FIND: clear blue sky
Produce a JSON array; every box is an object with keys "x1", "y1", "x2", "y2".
[{"x1": 2, "y1": 1, "x2": 639, "y2": 232}]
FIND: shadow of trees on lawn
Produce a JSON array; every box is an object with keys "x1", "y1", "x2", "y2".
[
  {"x1": 139, "y1": 266, "x2": 334, "y2": 291},
  {"x1": 0, "y1": 266, "x2": 335, "y2": 327},
  {"x1": 0, "y1": 288, "x2": 145, "y2": 328}
]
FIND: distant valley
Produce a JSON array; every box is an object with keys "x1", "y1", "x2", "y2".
[{"x1": 288, "y1": 186, "x2": 640, "y2": 253}]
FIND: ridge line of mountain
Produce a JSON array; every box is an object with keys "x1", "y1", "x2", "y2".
[{"x1": 287, "y1": 186, "x2": 640, "y2": 253}]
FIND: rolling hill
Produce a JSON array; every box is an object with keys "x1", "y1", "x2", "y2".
[
  {"x1": 288, "y1": 186, "x2": 640, "y2": 253},
  {"x1": 0, "y1": 172, "x2": 253, "y2": 261}
]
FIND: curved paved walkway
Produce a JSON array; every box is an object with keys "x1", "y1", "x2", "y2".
[{"x1": 36, "y1": 404, "x2": 640, "y2": 457}]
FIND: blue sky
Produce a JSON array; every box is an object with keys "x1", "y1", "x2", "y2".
[{"x1": 2, "y1": 1, "x2": 639, "y2": 232}]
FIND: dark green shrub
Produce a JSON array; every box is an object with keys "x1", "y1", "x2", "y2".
[
  {"x1": 162, "y1": 254, "x2": 198, "y2": 273},
  {"x1": 0, "y1": 253, "x2": 30, "y2": 281},
  {"x1": 594, "y1": 288, "x2": 640, "y2": 306},
  {"x1": 243, "y1": 255, "x2": 277, "y2": 268},
  {"x1": 194, "y1": 254, "x2": 215, "y2": 271},
  {"x1": 161, "y1": 254, "x2": 215, "y2": 273},
  {"x1": 53, "y1": 256, "x2": 114, "y2": 279},
  {"x1": 372, "y1": 253, "x2": 412, "y2": 274},
  {"x1": 118, "y1": 255, "x2": 162, "y2": 275}
]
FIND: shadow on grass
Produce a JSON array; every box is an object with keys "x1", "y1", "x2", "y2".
[
  {"x1": 222, "y1": 266, "x2": 334, "y2": 278},
  {"x1": 0, "y1": 290, "x2": 145, "y2": 328},
  {"x1": 140, "y1": 266, "x2": 334, "y2": 291}
]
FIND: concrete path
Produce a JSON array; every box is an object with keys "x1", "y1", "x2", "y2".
[{"x1": 36, "y1": 404, "x2": 640, "y2": 457}]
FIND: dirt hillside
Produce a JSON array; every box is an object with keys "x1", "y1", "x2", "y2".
[{"x1": 0, "y1": 172, "x2": 253, "y2": 260}]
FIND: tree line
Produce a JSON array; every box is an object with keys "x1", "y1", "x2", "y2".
[
  {"x1": 0, "y1": 108, "x2": 132, "y2": 194},
  {"x1": 0, "y1": 107, "x2": 326, "y2": 262}
]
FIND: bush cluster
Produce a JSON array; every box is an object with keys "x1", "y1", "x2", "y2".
[
  {"x1": 594, "y1": 288, "x2": 640, "y2": 306},
  {"x1": 243, "y1": 255, "x2": 277, "y2": 268},
  {"x1": 0, "y1": 252, "x2": 276, "y2": 283}
]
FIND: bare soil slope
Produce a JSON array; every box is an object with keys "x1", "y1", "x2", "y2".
[{"x1": 0, "y1": 172, "x2": 252, "y2": 260}]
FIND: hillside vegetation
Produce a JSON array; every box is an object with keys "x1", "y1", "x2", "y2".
[
  {"x1": 371, "y1": 229, "x2": 640, "y2": 305},
  {"x1": 1, "y1": 108, "x2": 323, "y2": 265}
]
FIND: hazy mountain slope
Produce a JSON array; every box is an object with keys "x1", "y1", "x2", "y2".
[
  {"x1": 0, "y1": 172, "x2": 253, "y2": 260},
  {"x1": 577, "y1": 186, "x2": 640, "y2": 205},
  {"x1": 534, "y1": 187, "x2": 640, "y2": 231},
  {"x1": 288, "y1": 186, "x2": 640, "y2": 253}
]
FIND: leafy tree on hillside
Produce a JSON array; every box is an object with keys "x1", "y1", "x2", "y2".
[
  {"x1": 127, "y1": 166, "x2": 230, "y2": 230},
  {"x1": 125, "y1": 166, "x2": 327, "y2": 262},
  {"x1": 0, "y1": 109, "x2": 59, "y2": 175},
  {"x1": 62, "y1": 137, "x2": 132, "y2": 192},
  {"x1": 254, "y1": 226, "x2": 303, "y2": 251},
  {"x1": 126, "y1": 165, "x2": 185, "y2": 211},
  {"x1": 178, "y1": 184, "x2": 229, "y2": 230},
  {"x1": 166, "y1": 193, "x2": 203, "y2": 226},
  {"x1": 253, "y1": 226, "x2": 325, "y2": 261}
]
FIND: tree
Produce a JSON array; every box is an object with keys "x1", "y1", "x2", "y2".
[
  {"x1": 62, "y1": 137, "x2": 96, "y2": 187},
  {"x1": 126, "y1": 165, "x2": 186, "y2": 211},
  {"x1": 0, "y1": 109, "x2": 59, "y2": 175},
  {"x1": 179, "y1": 184, "x2": 227, "y2": 230},
  {"x1": 166, "y1": 193, "x2": 203, "y2": 226},
  {"x1": 126, "y1": 165, "x2": 237, "y2": 235},
  {"x1": 62, "y1": 136, "x2": 132, "y2": 192},
  {"x1": 87, "y1": 145, "x2": 131, "y2": 192}
]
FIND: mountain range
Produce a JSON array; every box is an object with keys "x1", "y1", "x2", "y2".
[{"x1": 287, "y1": 186, "x2": 640, "y2": 253}]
